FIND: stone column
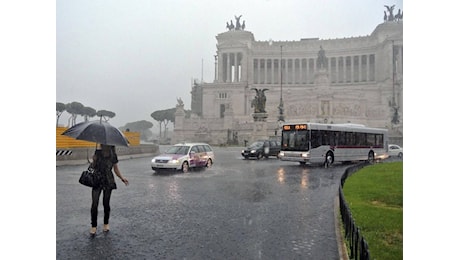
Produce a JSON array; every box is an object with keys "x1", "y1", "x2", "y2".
[
  {"x1": 366, "y1": 55, "x2": 370, "y2": 82},
  {"x1": 221, "y1": 53, "x2": 226, "y2": 83},
  {"x1": 264, "y1": 59, "x2": 268, "y2": 84},
  {"x1": 214, "y1": 54, "x2": 218, "y2": 83},
  {"x1": 234, "y1": 52, "x2": 239, "y2": 82},
  {"x1": 358, "y1": 55, "x2": 362, "y2": 82},
  {"x1": 227, "y1": 53, "x2": 231, "y2": 83},
  {"x1": 258, "y1": 58, "x2": 261, "y2": 84},
  {"x1": 299, "y1": 58, "x2": 303, "y2": 84},
  {"x1": 306, "y1": 58, "x2": 310, "y2": 84},
  {"x1": 335, "y1": 57, "x2": 339, "y2": 83},
  {"x1": 241, "y1": 52, "x2": 247, "y2": 82},
  {"x1": 351, "y1": 56, "x2": 355, "y2": 83},
  {"x1": 271, "y1": 59, "x2": 275, "y2": 84},
  {"x1": 238, "y1": 52, "x2": 242, "y2": 82}
]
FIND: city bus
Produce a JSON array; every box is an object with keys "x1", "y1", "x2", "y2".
[{"x1": 278, "y1": 123, "x2": 388, "y2": 167}]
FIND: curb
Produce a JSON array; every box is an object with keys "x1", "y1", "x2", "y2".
[{"x1": 335, "y1": 194, "x2": 349, "y2": 260}]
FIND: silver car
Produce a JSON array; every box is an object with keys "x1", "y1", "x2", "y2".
[
  {"x1": 388, "y1": 144, "x2": 403, "y2": 158},
  {"x1": 151, "y1": 143, "x2": 214, "y2": 173}
]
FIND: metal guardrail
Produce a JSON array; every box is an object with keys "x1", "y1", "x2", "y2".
[{"x1": 339, "y1": 162, "x2": 371, "y2": 260}]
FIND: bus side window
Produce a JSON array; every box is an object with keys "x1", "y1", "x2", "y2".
[
  {"x1": 376, "y1": 134, "x2": 383, "y2": 146},
  {"x1": 333, "y1": 131, "x2": 339, "y2": 146},
  {"x1": 311, "y1": 130, "x2": 320, "y2": 148},
  {"x1": 367, "y1": 133, "x2": 375, "y2": 146},
  {"x1": 356, "y1": 132, "x2": 366, "y2": 146},
  {"x1": 339, "y1": 132, "x2": 345, "y2": 146},
  {"x1": 346, "y1": 132, "x2": 355, "y2": 146},
  {"x1": 322, "y1": 131, "x2": 329, "y2": 146},
  {"x1": 325, "y1": 130, "x2": 337, "y2": 146}
]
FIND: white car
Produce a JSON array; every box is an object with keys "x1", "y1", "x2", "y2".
[
  {"x1": 388, "y1": 144, "x2": 403, "y2": 158},
  {"x1": 151, "y1": 143, "x2": 214, "y2": 173}
]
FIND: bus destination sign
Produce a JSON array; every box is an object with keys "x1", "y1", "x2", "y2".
[{"x1": 283, "y1": 124, "x2": 307, "y2": 131}]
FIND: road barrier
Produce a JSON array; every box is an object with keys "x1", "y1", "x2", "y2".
[{"x1": 56, "y1": 150, "x2": 73, "y2": 156}]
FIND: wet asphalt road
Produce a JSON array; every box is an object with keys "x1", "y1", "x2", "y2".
[{"x1": 56, "y1": 146, "x2": 352, "y2": 259}]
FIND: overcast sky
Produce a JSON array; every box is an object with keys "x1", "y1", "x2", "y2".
[{"x1": 56, "y1": 0, "x2": 403, "y2": 128}]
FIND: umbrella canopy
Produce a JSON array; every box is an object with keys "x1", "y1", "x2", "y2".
[{"x1": 62, "y1": 120, "x2": 129, "y2": 147}]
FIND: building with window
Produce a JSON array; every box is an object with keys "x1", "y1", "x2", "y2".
[{"x1": 174, "y1": 17, "x2": 403, "y2": 145}]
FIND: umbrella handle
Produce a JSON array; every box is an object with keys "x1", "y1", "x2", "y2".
[{"x1": 86, "y1": 149, "x2": 91, "y2": 164}]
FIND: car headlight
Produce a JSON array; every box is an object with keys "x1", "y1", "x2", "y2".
[
  {"x1": 251, "y1": 149, "x2": 256, "y2": 153},
  {"x1": 279, "y1": 151, "x2": 284, "y2": 157},
  {"x1": 170, "y1": 159, "x2": 179, "y2": 164}
]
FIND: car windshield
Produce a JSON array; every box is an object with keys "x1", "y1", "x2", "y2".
[
  {"x1": 249, "y1": 141, "x2": 264, "y2": 149},
  {"x1": 165, "y1": 145, "x2": 190, "y2": 155}
]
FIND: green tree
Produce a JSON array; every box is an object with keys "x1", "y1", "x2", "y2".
[
  {"x1": 151, "y1": 108, "x2": 175, "y2": 140},
  {"x1": 66, "y1": 102, "x2": 84, "y2": 126},
  {"x1": 56, "y1": 102, "x2": 66, "y2": 127},
  {"x1": 96, "y1": 110, "x2": 116, "y2": 122},
  {"x1": 82, "y1": 106, "x2": 97, "y2": 122},
  {"x1": 120, "y1": 120, "x2": 154, "y2": 141}
]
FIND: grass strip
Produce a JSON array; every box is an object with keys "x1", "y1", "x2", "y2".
[{"x1": 342, "y1": 161, "x2": 403, "y2": 259}]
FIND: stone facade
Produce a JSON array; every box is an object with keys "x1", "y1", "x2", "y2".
[{"x1": 173, "y1": 20, "x2": 403, "y2": 146}]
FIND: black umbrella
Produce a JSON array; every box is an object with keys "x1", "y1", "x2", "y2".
[{"x1": 62, "y1": 120, "x2": 129, "y2": 147}]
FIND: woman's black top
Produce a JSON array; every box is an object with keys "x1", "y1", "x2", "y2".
[{"x1": 92, "y1": 149, "x2": 119, "y2": 190}]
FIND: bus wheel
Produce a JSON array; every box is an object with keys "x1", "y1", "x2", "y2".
[
  {"x1": 368, "y1": 151, "x2": 375, "y2": 164},
  {"x1": 324, "y1": 152, "x2": 334, "y2": 168}
]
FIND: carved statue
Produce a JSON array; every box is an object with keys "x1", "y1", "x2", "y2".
[
  {"x1": 384, "y1": 5, "x2": 395, "y2": 21},
  {"x1": 226, "y1": 16, "x2": 246, "y2": 31},
  {"x1": 250, "y1": 88, "x2": 268, "y2": 113},
  {"x1": 317, "y1": 46, "x2": 327, "y2": 69},
  {"x1": 176, "y1": 97, "x2": 184, "y2": 108},
  {"x1": 395, "y1": 9, "x2": 403, "y2": 21},
  {"x1": 235, "y1": 15, "x2": 242, "y2": 30}
]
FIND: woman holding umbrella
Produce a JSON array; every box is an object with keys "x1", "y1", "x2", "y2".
[
  {"x1": 61, "y1": 120, "x2": 130, "y2": 235},
  {"x1": 90, "y1": 144, "x2": 129, "y2": 235}
]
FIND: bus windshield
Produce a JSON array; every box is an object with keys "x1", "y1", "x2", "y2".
[{"x1": 282, "y1": 129, "x2": 309, "y2": 151}]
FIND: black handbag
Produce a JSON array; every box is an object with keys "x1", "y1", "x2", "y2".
[{"x1": 79, "y1": 165, "x2": 101, "y2": 188}]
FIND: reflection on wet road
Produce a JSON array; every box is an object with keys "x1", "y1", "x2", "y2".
[{"x1": 57, "y1": 146, "x2": 351, "y2": 259}]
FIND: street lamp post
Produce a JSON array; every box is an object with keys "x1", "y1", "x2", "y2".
[{"x1": 278, "y1": 45, "x2": 285, "y2": 123}]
